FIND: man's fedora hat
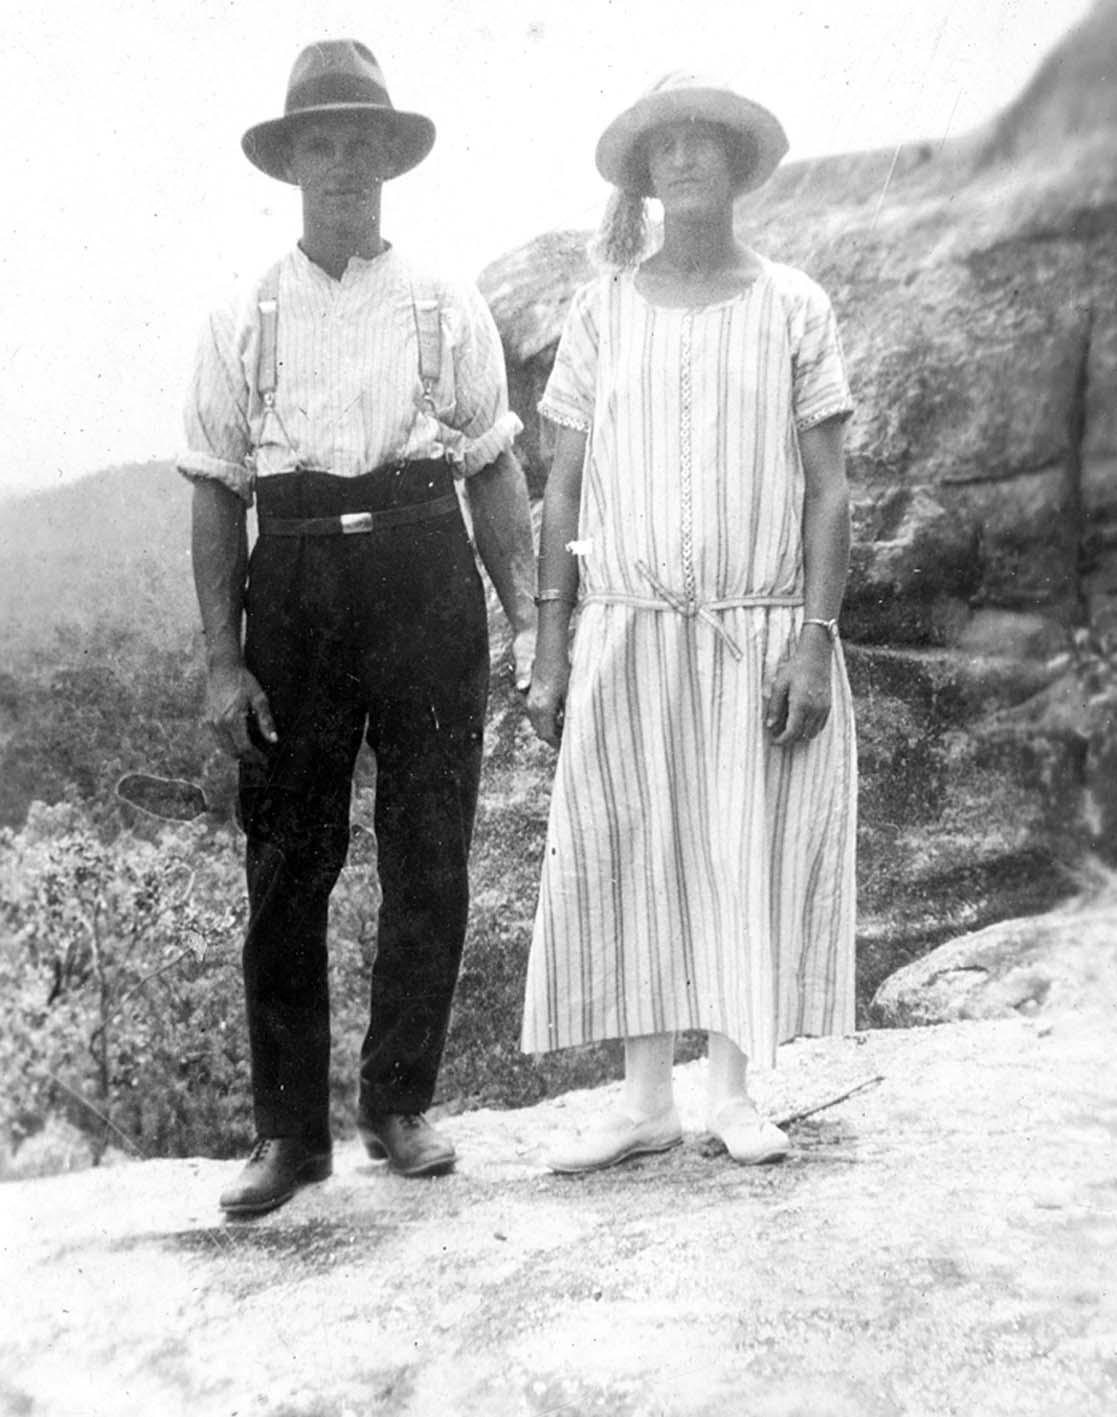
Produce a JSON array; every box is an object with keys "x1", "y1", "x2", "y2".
[
  {"x1": 242, "y1": 40, "x2": 436, "y2": 183},
  {"x1": 595, "y1": 72, "x2": 788, "y2": 198}
]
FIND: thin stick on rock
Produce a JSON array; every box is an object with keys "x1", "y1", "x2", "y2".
[{"x1": 775, "y1": 1074, "x2": 884, "y2": 1127}]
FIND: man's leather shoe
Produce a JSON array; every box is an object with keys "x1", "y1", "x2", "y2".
[
  {"x1": 219, "y1": 1136, "x2": 333, "y2": 1217},
  {"x1": 545, "y1": 1106, "x2": 683, "y2": 1174},
  {"x1": 357, "y1": 1113, "x2": 456, "y2": 1176}
]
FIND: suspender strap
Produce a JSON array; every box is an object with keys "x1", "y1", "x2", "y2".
[
  {"x1": 411, "y1": 283, "x2": 443, "y2": 412},
  {"x1": 250, "y1": 265, "x2": 446, "y2": 466},
  {"x1": 256, "y1": 262, "x2": 282, "y2": 410},
  {"x1": 255, "y1": 267, "x2": 441, "y2": 413}
]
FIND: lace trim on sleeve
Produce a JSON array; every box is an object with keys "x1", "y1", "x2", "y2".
[
  {"x1": 538, "y1": 401, "x2": 591, "y2": 434},
  {"x1": 795, "y1": 401, "x2": 855, "y2": 433}
]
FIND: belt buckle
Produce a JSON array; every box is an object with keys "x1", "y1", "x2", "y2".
[{"x1": 340, "y1": 511, "x2": 374, "y2": 535}]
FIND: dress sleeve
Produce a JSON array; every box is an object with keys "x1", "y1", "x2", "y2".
[
  {"x1": 444, "y1": 281, "x2": 523, "y2": 477},
  {"x1": 177, "y1": 300, "x2": 255, "y2": 504},
  {"x1": 538, "y1": 281, "x2": 601, "y2": 433},
  {"x1": 790, "y1": 277, "x2": 855, "y2": 432}
]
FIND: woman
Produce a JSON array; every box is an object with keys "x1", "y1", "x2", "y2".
[{"x1": 523, "y1": 73, "x2": 857, "y2": 1172}]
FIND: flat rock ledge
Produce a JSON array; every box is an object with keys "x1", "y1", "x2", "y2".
[
  {"x1": 872, "y1": 883, "x2": 1117, "y2": 1027},
  {"x1": 2, "y1": 997, "x2": 1115, "y2": 1417}
]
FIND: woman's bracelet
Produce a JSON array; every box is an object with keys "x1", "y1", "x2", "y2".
[
  {"x1": 801, "y1": 617, "x2": 839, "y2": 643},
  {"x1": 534, "y1": 589, "x2": 577, "y2": 608}
]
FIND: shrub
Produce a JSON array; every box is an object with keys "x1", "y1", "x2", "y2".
[
  {"x1": 0, "y1": 802, "x2": 249, "y2": 1164},
  {"x1": 0, "y1": 794, "x2": 397, "y2": 1169},
  {"x1": 0, "y1": 623, "x2": 215, "y2": 831}
]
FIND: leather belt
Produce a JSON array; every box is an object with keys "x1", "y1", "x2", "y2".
[{"x1": 259, "y1": 492, "x2": 459, "y2": 538}]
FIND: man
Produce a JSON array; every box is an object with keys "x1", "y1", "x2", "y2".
[{"x1": 179, "y1": 40, "x2": 535, "y2": 1216}]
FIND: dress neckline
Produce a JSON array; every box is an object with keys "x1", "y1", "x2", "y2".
[{"x1": 628, "y1": 258, "x2": 770, "y2": 314}]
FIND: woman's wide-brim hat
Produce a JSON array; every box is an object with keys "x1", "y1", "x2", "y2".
[
  {"x1": 595, "y1": 72, "x2": 788, "y2": 198},
  {"x1": 242, "y1": 40, "x2": 436, "y2": 183}
]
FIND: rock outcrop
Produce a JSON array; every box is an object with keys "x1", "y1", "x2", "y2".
[
  {"x1": 479, "y1": 1, "x2": 1117, "y2": 1000},
  {"x1": 4, "y1": 986, "x2": 1114, "y2": 1417},
  {"x1": 871, "y1": 870, "x2": 1117, "y2": 1027}
]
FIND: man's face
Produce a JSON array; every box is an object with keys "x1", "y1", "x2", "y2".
[{"x1": 287, "y1": 115, "x2": 398, "y2": 216}]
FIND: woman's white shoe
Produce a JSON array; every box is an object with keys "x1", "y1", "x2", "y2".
[
  {"x1": 708, "y1": 1099, "x2": 789, "y2": 1164},
  {"x1": 545, "y1": 1106, "x2": 683, "y2": 1174}
]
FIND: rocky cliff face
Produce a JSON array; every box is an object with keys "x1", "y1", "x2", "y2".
[{"x1": 479, "y1": 1, "x2": 1117, "y2": 1000}]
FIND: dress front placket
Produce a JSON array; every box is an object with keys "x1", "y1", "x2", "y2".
[
  {"x1": 621, "y1": 308, "x2": 746, "y2": 662},
  {"x1": 679, "y1": 312, "x2": 697, "y2": 606}
]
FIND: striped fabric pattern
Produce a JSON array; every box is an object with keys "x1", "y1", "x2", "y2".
[
  {"x1": 179, "y1": 245, "x2": 520, "y2": 503},
  {"x1": 521, "y1": 261, "x2": 857, "y2": 1065}
]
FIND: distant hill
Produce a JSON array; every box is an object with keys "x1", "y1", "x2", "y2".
[
  {"x1": 0, "y1": 461, "x2": 210, "y2": 827},
  {"x1": 0, "y1": 460, "x2": 197, "y2": 666}
]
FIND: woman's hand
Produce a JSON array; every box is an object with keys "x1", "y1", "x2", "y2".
[
  {"x1": 765, "y1": 636, "x2": 833, "y2": 746},
  {"x1": 527, "y1": 656, "x2": 571, "y2": 748}
]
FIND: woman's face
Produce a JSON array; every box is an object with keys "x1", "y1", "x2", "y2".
[{"x1": 644, "y1": 120, "x2": 734, "y2": 216}]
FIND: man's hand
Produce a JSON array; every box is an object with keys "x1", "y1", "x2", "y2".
[
  {"x1": 527, "y1": 657, "x2": 570, "y2": 748},
  {"x1": 205, "y1": 663, "x2": 277, "y2": 764},
  {"x1": 466, "y1": 450, "x2": 537, "y2": 688},
  {"x1": 765, "y1": 641, "x2": 832, "y2": 746},
  {"x1": 512, "y1": 624, "x2": 537, "y2": 694}
]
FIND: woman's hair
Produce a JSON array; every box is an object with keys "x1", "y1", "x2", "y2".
[
  {"x1": 591, "y1": 187, "x2": 651, "y2": 270},
  {"x1": 591, "y1": 122, "x2": 756, "y2": 270}
]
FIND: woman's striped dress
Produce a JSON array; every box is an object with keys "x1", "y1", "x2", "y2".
[{"x1": 521, "y1": 259, "x2": 858, "y2": 1067}]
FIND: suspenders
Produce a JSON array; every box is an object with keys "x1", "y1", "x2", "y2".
[
  {"x1": 252, "y1": 267, "x2": 443, "y2": 445},
  {"x1": 255, "y1": 264, "x2": 282, "y2": 415},
  {"x1": 410, "y1": 288, "x2": 443, "y2": 413}
]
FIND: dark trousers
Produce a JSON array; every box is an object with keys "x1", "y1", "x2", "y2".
[{"x1": 239, "y1": 463, "x2": 489, "y2": 1142}]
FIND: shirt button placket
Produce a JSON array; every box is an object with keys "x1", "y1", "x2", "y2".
[{"x1": 331, "y1": 286, "x2": 344, "y2": 472}]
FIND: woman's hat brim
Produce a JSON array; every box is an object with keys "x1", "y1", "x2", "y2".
[
  {"x1": 242, "y1": 105, "x2": 436, "y2": 183},
  {"x1": 595, "y1": 87, "x2": 788, "y2": 197}
]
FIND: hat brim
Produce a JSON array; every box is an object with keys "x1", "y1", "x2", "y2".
[
  {"x1": 242, "y1": 105, "x2": 436, "y2": 183},
  {"x1": 595, "y1": 88, "x2": 788, "y2": 198}
]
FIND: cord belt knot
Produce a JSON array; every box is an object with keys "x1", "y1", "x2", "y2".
[
  {"x1": 581, "y1": 566, "x2": 804, "y2": 664},
  {"x1": 633, "y1": 561, "x2": 744, "y2": 661}
]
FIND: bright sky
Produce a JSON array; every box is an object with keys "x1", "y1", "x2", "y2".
[{"x1": 0, "y1": 0, "x2": 1090, "y2": 498}]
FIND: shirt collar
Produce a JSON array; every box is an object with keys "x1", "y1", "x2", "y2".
[{"x1": 292, "y1": 240, "x2": 396, "y2": 284}]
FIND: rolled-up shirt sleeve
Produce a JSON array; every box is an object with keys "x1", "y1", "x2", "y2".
[
  {"x1": 444, "y1": 281, "x2": 523, "y2": 477},
  {"x1": 178, "y1": 303, "x2": 255, "y2": 504}
]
